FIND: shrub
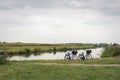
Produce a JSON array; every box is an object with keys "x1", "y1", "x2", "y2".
[
  {"x1": 102, "y1": 46, "x2": 120, "y2": 57},
  {"x1": 24, "y1": 48, "x2": 31, "y2": 54},
  {"x1": 0, "y1": 53, "x2": 8, "y2": 65},
  {"x1": 33, "y1": 48, "x2": 41, "y2": 53}
]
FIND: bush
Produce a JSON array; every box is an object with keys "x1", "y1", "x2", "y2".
[
  {"x1": 0, "y1": 53, "x2": 8, "y2": 65},
  {"x1": 102, "y1": 46, "x2": 120, "y2": 57},
  {"x1": 24, "y1": 48, "x2": 31, "y2": 54},
  {"x1": 33, "y1": 48, "x2": 41, "y2": 53}
]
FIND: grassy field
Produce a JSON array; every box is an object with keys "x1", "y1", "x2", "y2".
[
  {"x1": 0, "y1": 43, "x2": 120, "y2": 80},
  {"x1": 0, "y1": 43, "x2": 95, "y2": 55},
  {"x1": 0, "y1": 59, "x2": 120, "y2": 80}
]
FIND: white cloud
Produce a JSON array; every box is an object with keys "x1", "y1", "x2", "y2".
[{"x1": 0, "y1": 0, "x2": 120, "y2": 43}]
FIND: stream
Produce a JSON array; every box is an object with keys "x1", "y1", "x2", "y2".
[{"x1": 9, "y1": 48, "x2": 104, "y2": 60}]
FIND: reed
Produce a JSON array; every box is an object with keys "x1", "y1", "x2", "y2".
[
  {"x1": 102, "y1": 46, "x2": 120, "y2": 57},
  {"x1": 0, "y1": 43, "x2": 95, "y2": 55}
]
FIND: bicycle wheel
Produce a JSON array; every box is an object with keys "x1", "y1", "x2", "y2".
[
  {"x1": 78, "y1": 54, "x2": 85, "y2": 60},
  {"x1": 64, "y1": 55, "x2": 71, "y2": 60},
  {"x1": 85, "y1": 54, "x2": 92, "y2": 60}
]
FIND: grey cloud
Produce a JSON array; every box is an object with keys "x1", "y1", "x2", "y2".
[
  {"x1": 94, "y1": 0, "x2": 120, "y2": 16},
  {"x1": 0, "y1": 0, "x2": 60, "y2": 9},
  {"x1": 0, "y1": 0, "x2": 120, "y2": 43},
  {"x1": 0, "y1": 0, "x2": 119, "y2": 9},
  {"x1": 0, "y1": 0, "x2": 119, "y2": 16}
]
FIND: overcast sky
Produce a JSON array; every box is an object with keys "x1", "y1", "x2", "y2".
[{"x1": 0, "y1": 0, "x2": 120, "y2": 43}]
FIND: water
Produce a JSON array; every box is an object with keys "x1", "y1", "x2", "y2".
[{"x1": 9, "y1": 48, "x2": 104, "y2": 61}]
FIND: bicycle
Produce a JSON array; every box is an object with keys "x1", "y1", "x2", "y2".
[
  {"x1": 85, "y1": 50, "x2": 92, "y2": 60},
  {"x1": 78, "y1": 52, "x2": 85, "y2": 60},
  {"x1": 78, "y1": 50, "x2": 92, "y2": 60},
  {"x1": 64, "y1": 52, "x2": 77, "y2": 60},
  {"x1": 64, "y1": 52, "x2": 71, "y2": 60}
]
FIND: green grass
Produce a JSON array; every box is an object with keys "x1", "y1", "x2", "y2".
[
  {"x1": 11, "y1": 58, "x2": 120, "y2": 64},
  {"x1": 102, "y1": 46, "x2": 120, "y2": 57},
  {"x1": 0, "y1": 62, "x2": 120, "y2": 80}
]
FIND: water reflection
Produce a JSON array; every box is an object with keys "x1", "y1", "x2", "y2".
[{"x1": 8, "y1": 48, "x2": 104, "y2": 61}]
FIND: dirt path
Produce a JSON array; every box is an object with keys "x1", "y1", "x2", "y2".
[{"x1": 33, "y1": 63, "x2": 120, "y2": 67}]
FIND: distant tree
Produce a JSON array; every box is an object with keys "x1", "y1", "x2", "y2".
[
  {"x1": 112, "y1": 43, "x2": 119, "y2": 46},
  {"x1": 24, "y1": 48, "x2": 31, "y2": 54}
]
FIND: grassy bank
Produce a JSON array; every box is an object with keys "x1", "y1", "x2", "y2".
[
  {"x1": 0, "y1": 43, "x2": 95, "y2": 55},
  {"x1": 0, "y1": 60, "x2": 120, "y2": 80},
  {"x1": 102, "y1": 46, "x2": 120, "y2": 57},
  {"x1": 11, "y1": 58, "x2": 120, "y2": 64}
]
